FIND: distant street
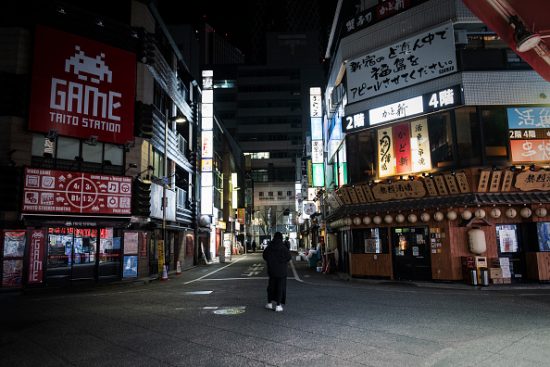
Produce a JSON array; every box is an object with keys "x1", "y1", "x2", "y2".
[{"x1": 2, "y1": 253, "x2": 550, "y2": 367}]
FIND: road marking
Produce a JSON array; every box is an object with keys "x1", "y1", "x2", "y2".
[
  {"x1": 184, "y1": 256, "x2": 246, "y2": 284},
  {"x1": 290, "y1": 260, "x2": 303, "y2": 283},
  {"x1": 184, "y1": 291, "x2": 213, "y2": 295},
  {"x1": 194, "y1": 277, "x2": 269, "y2": 281}
]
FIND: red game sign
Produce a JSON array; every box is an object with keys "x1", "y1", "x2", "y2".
[
  {"x1": 22, "y1": 168, "x2": 132, "y2": 215},
  {"x1": 28, "y1": 25, "x2": 136, "y2": 144}
]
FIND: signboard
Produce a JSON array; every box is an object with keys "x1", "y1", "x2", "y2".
[
  {"x1": 346, "y1": 22, "x2": 456, "y2": 103},
  {"x1": 377, "y1": 119, "x2": 432, "y2": 177},
  {"x1": 124, "y1": 232, "x2": 139, "y2": 254},
  {"x1": 508, "y1": 107, "x2": 550, "y2": 163},
  {"x1": 22, "y1": 168, "x2": 132, "y2": 214},
  {"x1": 515, "y1": 171, "x2": 550, "y2": 191},
  {"x1": 371, "y1": 181, "x2": 426, "y2": 201},
  {"x1": 312, "y1": 140, "x2": 324, "y2": 163},
  {"x1": 28, "y1": 26, "x2": 135, "y2": 144},
  {"x1": 344, "y1": 85, "x2": 462, "y2": 133},
  {"x1": 27, "y1": 230, "x2": 45, "y2": 284},
  {"x1": 150, "y1": 183, "x2": 176, "y2": 222}
]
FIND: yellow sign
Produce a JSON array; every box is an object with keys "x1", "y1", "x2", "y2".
[{"x1": 157, "y1": 240, "x2": 165, "y2": 274}]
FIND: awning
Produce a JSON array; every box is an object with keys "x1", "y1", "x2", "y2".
[
  {"x1": 462, "y1": 0, "x2": 550, "y2": 82},
  {"x1": 327, "y1": 191, "x2": 550, "y2": 220}
]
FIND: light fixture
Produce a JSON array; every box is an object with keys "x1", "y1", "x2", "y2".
[
  {"x1": 170, "y1": 115, "x2": 187, "y2": 123},
  {"x1": 510, "y1": 15, "x2": 541, "y2": 52}
]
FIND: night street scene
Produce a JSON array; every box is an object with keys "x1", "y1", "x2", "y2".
[{"x1": 1, "y1": 0, "x2": 550, "y2": 366}]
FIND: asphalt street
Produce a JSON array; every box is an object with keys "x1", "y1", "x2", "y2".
[{"x1": 2, "y1": 252, "x2": 550, "y2": 366}]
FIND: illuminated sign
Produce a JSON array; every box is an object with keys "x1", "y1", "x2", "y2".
[
  {"x1": 310, "y1": 87, "x2": 324, "y2": 187},
  {"x1": 309, "y1": 87, "x2": 322, "y2": 117},
  {"x1": 201, "y1": 70, "x2": 214, "y2": 216},
  {"x1": 343, "y1": 85, "x2": 462, "y2": 132},
  {"x1": 312, "y1": 140, "x2": 324, "y2": 163},
  {"x1": 378, "y1": 119, "x2": 432, "y2": 177},
  {"x1": 312, "y1": 163, "x2": 325, "y2": 187},
  {"x1": 508, "y1": 107, "x2": 550, "y2": 163},
  {"x1": 346, "y1": 22, "x2": 456, "y2": 103},
  {"x1": 28, "y1": 26, "x2": 136, "y2": 144}
]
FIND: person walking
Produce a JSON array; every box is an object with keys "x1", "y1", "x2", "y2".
[{"x1": 262, "y1": 232, "x2": 291, "y2": 312}]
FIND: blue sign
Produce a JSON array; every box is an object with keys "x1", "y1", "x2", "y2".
[
  {"x1": 507, "y1": 107, "x2": 550, "y2": 129},
  {"x1": 122, "y1": 255, "x2": 138, "y2": 278}
]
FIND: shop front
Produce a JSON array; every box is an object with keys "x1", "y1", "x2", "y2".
[{"x1": 392, "y1": 226, "x2": 431, "y2": 281}]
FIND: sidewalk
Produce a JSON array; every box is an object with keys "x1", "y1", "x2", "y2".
[{"x1": 291, "y1": 255, "x2": 550, "y2": 292}]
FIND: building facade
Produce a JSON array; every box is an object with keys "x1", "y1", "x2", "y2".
[
  {"x1": 319, "y1": 0, "x2": 550, "y2": 283},
  {"x1": 0, "y1": 0, "x2": 200, "y2": 288}
]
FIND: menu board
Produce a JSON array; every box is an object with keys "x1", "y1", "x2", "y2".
[{"x1": 22, "y1": 168, "x2": 132, "y2": 215}]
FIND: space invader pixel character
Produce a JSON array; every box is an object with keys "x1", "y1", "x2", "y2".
[{"x1": 65, "y1": 45, "x2": 113, "y2": 84}]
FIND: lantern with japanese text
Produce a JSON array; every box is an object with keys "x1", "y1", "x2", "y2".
[
  {"x1": 505, "y1": 208, "x2": 517, "y2": 219},
  {"x1": 520, "y1": 207, "x2": 532, "y2": 218},
  {"x1": 535, "y1": 207, "x2": 548, "y2": 218}
]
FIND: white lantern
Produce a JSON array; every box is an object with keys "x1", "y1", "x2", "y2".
[
  {"x1": 535, "y1": 207, "x2": 548, "y2": 218},
  {"x1": 447, "y1": 210, "x2": 458, "y2": 221},
  {"x1": 520, "y1": 207, "x2": 532, "y2": 218},
  {"x1": 353, "y1": 217, "x2": 362, "y2": 225},
  {"x1": 363, "y1": 216, "x2": 372, "y2": 225},
  {"x1": 461, "y1": 210, "x2": 472, "y2": 220},
  {"x1": 434, "y1": 211, "x2": 444, "y2": 222},
  {"x1": 474, "y1": 208, "x2": 486, "y2": 219},
  {"x1": 420, "y1": 212, "x2": 430, "y2": 222},
  {"x1": 505, "y1": 208, "x2": 517, "y2": 219},
  {"x1": 373, "y1": 215, "x2": 382, "y2": 225},
  {"x1": 490, "y1": 208, "x2": 501, "y2": 219},
  {"x1": 407, "y1": 213, "x2": 418, "y2": 223},
  {"x1": 344, "y1": 217, "x2": 352, "y2": 226},
  {"x1": 384, "y1": 214, "x2": 393, "y2": 224},
  {"x1": 468, "y1": 228, "x2": 487, "y2": 255},
  {"x1": 395, "y1": 214, "x2": 405, "y2": 223}
]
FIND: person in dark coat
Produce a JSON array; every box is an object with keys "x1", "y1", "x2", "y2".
[{"x1": 262, "y1": 232, "x2": 291, "y2": 312}]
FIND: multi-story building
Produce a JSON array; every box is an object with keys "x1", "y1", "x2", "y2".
[
  {"x1": 0, "y1": 0, "x2": 200, "y2": 288},
  {"x1": 320, "y1": 0, "x2": 550, "y2": 283}
]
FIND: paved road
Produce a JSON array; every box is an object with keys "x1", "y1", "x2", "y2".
[{"x1": 2, "y1": 252, "x2": 550, "y2": 366}]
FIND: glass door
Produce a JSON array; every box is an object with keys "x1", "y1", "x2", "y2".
[
  {"x1": 391, "y1": 227, "x2": 431, "y2": 281},
  {"x1": 496, "y1": 224, "x2": 524, "y2": 282}
]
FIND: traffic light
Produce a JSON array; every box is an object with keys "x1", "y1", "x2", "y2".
[
  {"x1": 132, "y1": 178, "x2": 151, "y2": 217},
  {"x1": 134, "y1": 101, "x2": 153, "y2": 139}
]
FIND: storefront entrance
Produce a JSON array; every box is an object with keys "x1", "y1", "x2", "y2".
[
  {"x1": 46, "y1": 227, "x2": 121, "y2": 284},
  {"x1": 391, "y1": 226, "x2": 431, "y2": 281},
  {"x1": 496, "y1": 224, "x2": 525, "y2": 282}
]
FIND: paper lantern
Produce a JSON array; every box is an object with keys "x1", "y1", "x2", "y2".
[
  {"x1": 344, "y1": 217, "x2": 352, "y2": 226},
  {"x1": 373, "y1": 215, "x2": 382, "y2": 225},
  {"x1": 535, "y1": 207, "x2": 547, "y2": 218},
  {"x1": 468, "y1": 228, "x2": 487, "y2": 255},
  {"x1": 384, "y1": 214, "x2": 393, "y2": 224},
  {"x1": 363, "y1": 216, "x2": 372, "y2": 225},
  {"x1": 433, "y1": 211, "x2": 444, "y2": 222},
  {"x1": 505, "y1": 208, "x2": 517, "y2": 219},
  {"x1": 474, "y1": 208, "x2": 486, "y2": 219},
  {"x1": 407, "y1": 213, "x2": 417, "y2": 223},
  {"x1": 461, "y1": 210, "x2": 472, "y2": 220},
  {"x1": 395, "y1": 214, "x2": 405, "y2": 223},
  {"x1": 490, "y1": 208, "x2": 501, "y2": 219},
  {"x1": 520, "y1": 207, "x2": 532, "y2": 218},
  {"x1": 447, "y1": 210, "x2": 457, "y2": 221},
  {"x1": 420, "y1": 212, "x2": 430, "y2": 222},
  {"x1": 353, "y1": 217, "x2": 362, "y2": 225}
]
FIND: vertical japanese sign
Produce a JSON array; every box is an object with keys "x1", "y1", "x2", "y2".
[
  {"x1": 410, "y1": 119, "x2": 431, "y2": 172},
  {"x1": 393, "y1": 123, "x2": 411, "y2": 174},
  {"x1": 27, "y1": 230, "x2": 45, "y2": 284},
  {"x1": 378, "y1": 126, "x2": 395, "y2": 177},
  {"x1": 346, "y1": 22, "x2": 456, "y2": 103},
  {"x1": 201, "y1": 70, "x2": 214, "y2": 215},
  {"x1": 508, "y1": 107, "x2": 550, "y2": 163},
  {"x1": 28, "y1": 26, "x2": 135, "y2": 144},
  {"x1": 310, "y1": 87, "x2": 324, "y2": 187}
]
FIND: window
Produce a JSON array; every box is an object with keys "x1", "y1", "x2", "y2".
[
  {"x1": 268, "y1": 192, "x2": 273, "y2": 197},
  {"x1": 480, "y1": 107, "x2": 509, "y2": 162},
  {"x1": 259, "y1": 192, "x2": 264, "y2": 197},
  {"x1": 277, "y1": 191, "x2": 283, "y2": 196},
  {"x1": 454, "y1": 107, "x2": 482, "y2": 166},
  {"x1": 352, "y1": 228, "x2": 389, "y2": 254},
  {"x1": 104, "y1": 144, "x2": 123, "y2": 166},
  {"x1": 57, "y1": 137, "x2": 80, "y2": 161},
  {"x1": 345, "y1": 130, "x2": 376, "y2": 184},
  {"x1": 82, "y1": 142, "x2": 102, "y2": 163},
  {"x1": 428, "y1": 112, "x2": 454, "y2": 168},
  {"x1": 287, "y1": 191, "x2": 292, "y2": 196}
]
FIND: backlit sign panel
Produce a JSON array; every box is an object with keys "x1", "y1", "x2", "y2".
[
  {"x1": 29, "y1": 26, "x2": 136, "y2": 144},
  {"x1": 508, "y1": 107, "x2": 550, "y2": 163},
  {"x1": 22, "y1": 168, "x2": 132, "y2": 214}
]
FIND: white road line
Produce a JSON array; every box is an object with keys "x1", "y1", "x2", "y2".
[
  {"x1": 196, "y1": 277, "x2": 269, "y2": 281},
  {"x1": 184, "y1": 256, "x2": 246, "y2": 284}
]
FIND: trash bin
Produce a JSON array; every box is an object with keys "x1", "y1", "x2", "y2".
[
  {"x1": 479, "y1": 267, "x2": 489, "y2": 286},
  {"x1": 470, "y1": 269, "x2": 478, "y2": 286}
]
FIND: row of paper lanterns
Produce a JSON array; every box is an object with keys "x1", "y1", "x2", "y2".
[{"x1": 329, "y1": 206, "x2": 548, "y2": 228}]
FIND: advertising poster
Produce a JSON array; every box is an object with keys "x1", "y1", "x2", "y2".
[
  {"x1": 124, "y1": 232, "x2": 139, "y2": 254},
  {"x1": 122, "y1": 255, "x2": 138, "y2": 278},
  {"x1": 2, "y1": 260, "x2": 23, "y2": 287},
  {"x1": 537, "y1": 222, "x2": 550, "y2": 251},
  {"x1": 3, "y1": 230, "x2": 26, "y2": 258}
]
